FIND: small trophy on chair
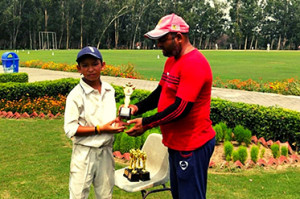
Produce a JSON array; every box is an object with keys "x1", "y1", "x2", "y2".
[
  {"x1": 119, "y1": 82, "x2": 135, "y2": 120},
  {"x1": 139, "y1": 151, "x2": 150, "y2": 181},
  {"x1": 123, "y1": 149, "x2": 135, "y2": 178},
  {"x1": 127, "y1": 150, "x2": 140, "y2": 182}
]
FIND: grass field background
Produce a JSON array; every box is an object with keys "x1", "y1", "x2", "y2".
[
  {"x1": 1, "y1": 118, "x2": 299, "y2": 199},
  {"x1": 1, "y1": 49, "x2": 300, "y2": 82}
]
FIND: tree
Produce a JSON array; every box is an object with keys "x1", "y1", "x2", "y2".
[{"x1": 96, "y1": 0, "x2": 131, "y2": 49}]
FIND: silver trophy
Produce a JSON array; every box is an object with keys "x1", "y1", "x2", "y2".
[{"x1": 119, "y1": 82, "x2": 135, "y2": 120}]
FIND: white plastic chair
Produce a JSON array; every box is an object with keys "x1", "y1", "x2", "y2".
[{"x1": 114, "y1": 133, "x2": 171, "y2": 198}]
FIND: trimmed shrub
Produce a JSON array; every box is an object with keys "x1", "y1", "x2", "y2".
[
  {"x1": 232, "y1": 150, "x2": 239, "y2": 162},
  {"x1": 113, "y1": 133, "x2": 122, "y2": 152},
  {"x1": 250, "y1": 145, "x2": 259, "y2": 163},
  {"x1": 260, "y1": 148, "x2": 266, "y2": 158},
  {"x1": 119, "y1": 132, "x2": 136, "y2": 154},
  {"x1": 134, "y1": 135, "x2": 142, "y2": 149},
  {"x1": 0, "y1": 78, "x2": 79, "y2": 101},
  {"x1": 281, "y1": 146, "x2": 288, "y2": 157},
  {"x1": 0, "y1": 72, "x2": 28, "y2": 83},
  {"x1": 238, "y1": 146, "x2": 248, "y2": 164},
  {"x1": 233, "y1": 125, "x2": 252, "y2": 146},
  {"x1": 226, "y1": 155, "x2": 231, "y2": 162},
  {"x1": 214, "y1": 124, "x2": 223, "y2": 144},
  {"x1": 243, "y1": 129, "x2": 252, "y2": 146},
  {"x1": 224, "y1": 141, "x2": 234, "y2": 161},
  {"x1": 0, "y1": 78, "x2": 299, "y2": 151},
  {"x1": 224, "y1": 128, "x2": 233, "y2": 142},
  {"x1": 271, "y1": 143, "x2": 280, "y2": 158},
  {"x1": 210, "y1": 98, "x2": 300, "y2": 151},
  {"x1": 233, "y1": 125, "x2": 245, "y2": 144}
]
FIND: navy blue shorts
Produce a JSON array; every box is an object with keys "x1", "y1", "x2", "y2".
[{"x1": 168, "y1": 137, "x2": 215, "y2": 199}]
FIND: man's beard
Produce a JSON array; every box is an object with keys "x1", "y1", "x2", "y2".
[{"x1": 162, "y1": 41, "x2": 182, "y2": 58}]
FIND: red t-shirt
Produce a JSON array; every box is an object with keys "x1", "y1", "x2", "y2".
[{"x1": 158, "y1": 49, "x2": 215, "y2": 151}]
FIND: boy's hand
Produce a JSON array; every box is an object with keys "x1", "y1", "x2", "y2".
[
  {"x1": 114, "y1": 117, "x2": 129, "y2": 127},
  {"x1": 101, "y1": 118, "x2": 127, "y2": 134}
]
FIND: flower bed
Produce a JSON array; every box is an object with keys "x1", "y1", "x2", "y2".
[
  {"x1": 213, "y1": 77, "x2": 300, "y2": 96},
  {"x1": 0, "y1": 94, "x2": 66, "y2": 115},
  {"x1": 20, "y1": 60, "x2": 143, "y2": 79}
]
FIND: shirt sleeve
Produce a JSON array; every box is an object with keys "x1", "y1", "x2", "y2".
[
  {"x1": 142, "y1": 97, "x2": 193, "y2": 129},
  {"x1": 135, "y1": 85, "x2": 161, "y2": 115},
  {"x1": 64, "y1": 93, "x2": 80, "y2": 138},
  {"x1": 176, "y1": 59, "x2": 209, "y2": 102}
]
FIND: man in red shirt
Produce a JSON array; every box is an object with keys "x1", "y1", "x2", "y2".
[{"x1": 126, "y1": 13, "x2": 215, "y2": 199}]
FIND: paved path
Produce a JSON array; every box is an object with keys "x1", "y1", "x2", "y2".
[{"x1": 2, "y1": 67, "x2": 300, "y2": 112}]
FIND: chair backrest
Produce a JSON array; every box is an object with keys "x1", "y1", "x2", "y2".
[{"x1": 141, "y1": 133, "x2": 169, "y2": 177}]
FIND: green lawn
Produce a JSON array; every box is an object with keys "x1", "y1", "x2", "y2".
[
  {"x1": 1, "y1": 118, "x2": 299, "y2": 199},
  {"x1": 1, "y1": 49, "x2": 300, "y2": 82}
]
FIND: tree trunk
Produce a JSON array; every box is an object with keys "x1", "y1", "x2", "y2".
[
  {"x1": 198, "y1": 34, "x2": 203, "y2": 49},
  {"x1": 132, "y1": 15, "x2": 142, "y2": 50},
  {"x1": 66, "y1": 18, "x2": 69, "y2": 49},
  {"x1": 277, "y1": 35, "x2": 281, "y2": 50},
  {"x1": 255, "y1": 38, "x2": 258, "y2": 50},
  {"x1": 29, "y1": 30, "x2": 32, "y2": 49},
  {"x1": 114, "y1": 19, "x2": 119, "y2": 49},
  {"x1": 282, "y1": 37, "x2": 287, "y2": 50},
  {"x1": 244, "y1": 36, "x2": 247, "y2": 50},
  {"x1": 80, "y1": 1, "x2": 84, "y2": 49},
  {"x1": 271, "y1": 39, "x2": 274, "y2": 50},
  {"x1": 204, "y1": 38, "x2": 209, "y2": 49},
  {"x1": 59, "y1": 1, "x2": 65, "y2": 49},
  {"x1": 193, "y1": 34, "x2": 195, "y2": 46},
  {"x1": 45, "y1": 9, "x2": 48, "y2": 31},
  {"x1": 250, "y1": 35, "x2": 254, "y2": 49},
  {"x1": 97, "y1": 5, "x2": 129, "y2": 49}
]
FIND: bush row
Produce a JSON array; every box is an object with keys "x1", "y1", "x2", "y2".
[
  {"x1": 0, "y1": 72, "x2": 28, "y2": 83},
  {"x1": 210, "y1": 99, "x2": 300, "y2": 150},
  {"x1": 0, "y1": 78, "x2": 299, "y2": 149}
]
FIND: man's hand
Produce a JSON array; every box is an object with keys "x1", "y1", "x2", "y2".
[
  {"x1": 126, "y1": 118, "x2": 145, "y2": 137},
  {"x1": 118, "y1": 104, "x2": 139, "y2": 115}
]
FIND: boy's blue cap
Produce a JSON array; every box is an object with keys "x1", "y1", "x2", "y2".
[{"x1": 76, "y1": 46, "x2": 103, "y2": 63}]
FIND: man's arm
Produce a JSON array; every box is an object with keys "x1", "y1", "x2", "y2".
[
  {"x1": 126, "y1": 96, "x2": 193, "y2": 136},
  {"x1": 134, "y1": 85, "x2": 162, "y2": 115},
  {"x1": 142, "y1": 96, "x2": 193, "y2": 129}
]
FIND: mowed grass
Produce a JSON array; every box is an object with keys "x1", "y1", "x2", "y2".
[
  {"x1": 1, "y1": 49, "x2": 300, "y2": 82},
  {"x1": 1, "y1": 118, "x2": 300, "y2": 199}
]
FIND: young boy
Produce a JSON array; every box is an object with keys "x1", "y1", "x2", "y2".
[{"x1": 64, "y1": 46, "x2": 126, "y2": 199}]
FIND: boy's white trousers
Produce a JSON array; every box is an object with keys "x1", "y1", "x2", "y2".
[{"x1": 69, "y1": 144, "x2": 114, "y2": 199}]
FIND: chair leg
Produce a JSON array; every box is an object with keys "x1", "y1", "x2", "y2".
[{"x1": 140, "y1": 184, "x2": 171, "y2": 199}]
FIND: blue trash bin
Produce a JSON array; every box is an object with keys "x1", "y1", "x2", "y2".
[{"x1": 1, "y1": 52, "x2": 19, "y2": 73}]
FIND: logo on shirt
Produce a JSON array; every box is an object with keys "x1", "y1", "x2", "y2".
[{"x1": 179, "y1": 161, "x2": 188, "y2": 170}]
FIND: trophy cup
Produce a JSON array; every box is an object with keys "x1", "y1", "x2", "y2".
[
  {"x1": 119, "y1": 82, "x2": 135, "y2": 120},
  {"x1": 123, "y1": 149, "x2": 135, "y2": 178},
  {"x1": 139, "y1": 151, "x2": 150, "y2": 181},
  {"x1": 127, "y1": 150, "x2": 140, "y2": 182}
]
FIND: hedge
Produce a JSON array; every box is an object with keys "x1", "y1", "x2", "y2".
[
  {"x1": 0, "y1": 78, "x2": 78, "y2": 100},
  {"x1": 0, "y1": 72, "x2": 28, "y2": 83},
  {"x1": 210, "y1": 98, "x2": 300, "y2": 149},
  {"x1": 0, "y1": 78, "x2": 299, "y2": 150}
]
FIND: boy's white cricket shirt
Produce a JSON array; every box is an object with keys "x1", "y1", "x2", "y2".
[{"x1": 64, "y1": 78, "x2": 116, "y2": 148}]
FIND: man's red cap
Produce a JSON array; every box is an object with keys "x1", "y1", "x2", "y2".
[{"x1": 144, "y1": 13, "x2": 189, "y2": 40}]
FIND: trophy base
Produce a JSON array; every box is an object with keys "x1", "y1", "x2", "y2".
[
  {"x1": 127, "y1": 171, "x2": 139, "y2": 182},
  {"x1": 140, "y1": 171, "x2": 150, "y2": 181},
  {"x1": 123, "y1": 167, "x2": 132, "y2": 178},
  {"x1": 119, "y1": 107, "x2": 131, "y2": 120}
]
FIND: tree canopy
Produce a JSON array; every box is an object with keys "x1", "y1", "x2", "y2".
[{"x1": 0, "y1": 0, "x2": 299, "y2": 50}]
